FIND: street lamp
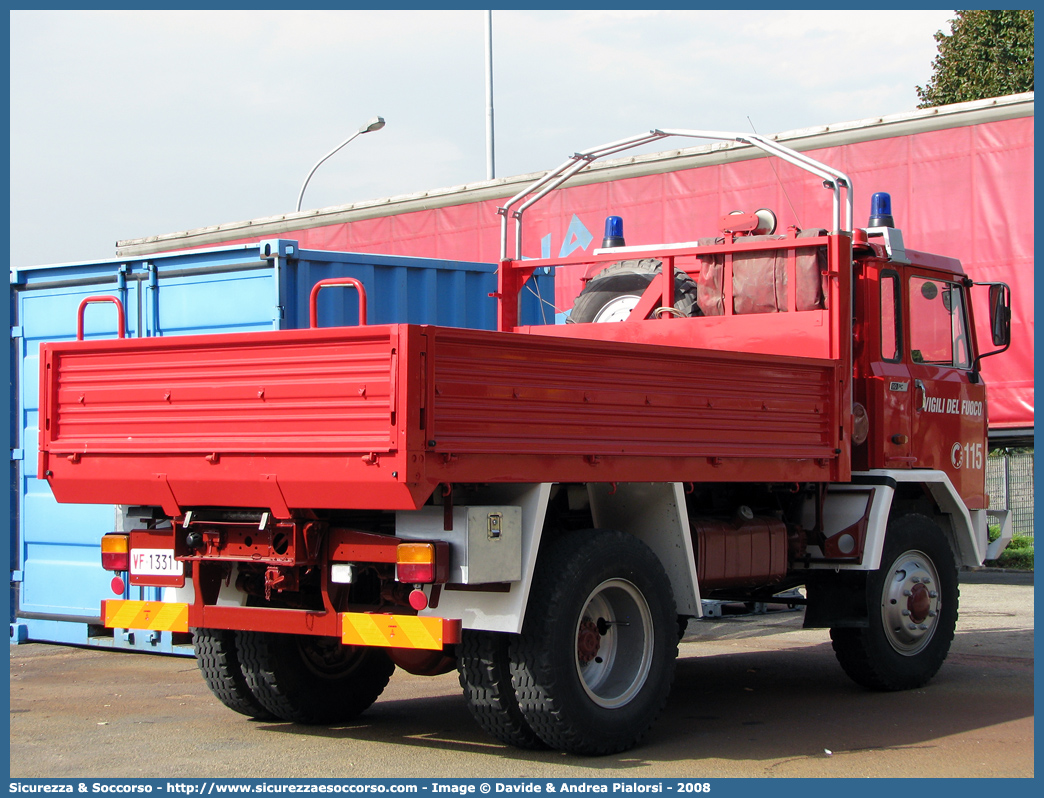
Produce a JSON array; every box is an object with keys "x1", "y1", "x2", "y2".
[{"x1": 295, "y1": 116, "x2": 386, "y2": 212}]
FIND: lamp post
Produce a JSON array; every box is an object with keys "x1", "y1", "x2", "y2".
[
  {"x1": 485, "y1": 10, "x2": 495, "y2": 180},
  {"x1": 295, "y1": 116, "x2": 385, "y2": 212}
]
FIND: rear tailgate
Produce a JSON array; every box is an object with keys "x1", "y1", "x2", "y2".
[{"x1": 39, "y1": 324, "x2": 430, "y2": 514}]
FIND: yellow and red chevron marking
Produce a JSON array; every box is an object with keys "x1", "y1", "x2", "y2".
[
  {"x1": 341, "y1": 612, "x2": 461, "y2": 650},
  {"x1": 102, "y1": 600, "x2": 189, "y2": 633}
]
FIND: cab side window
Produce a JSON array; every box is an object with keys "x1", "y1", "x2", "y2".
[
  {"x1": 880, "y1": 270, "x2": 901, "y2": 362},
  {"x1": 909, "y1": 276, "x2": 971, "y2": 368}
]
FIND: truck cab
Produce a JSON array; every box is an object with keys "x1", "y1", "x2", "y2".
[{"x1": 853, "y1": 230, "x2": 989, "y2": 506}]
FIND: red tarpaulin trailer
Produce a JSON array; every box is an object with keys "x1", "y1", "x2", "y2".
[{"x1": 117, "y1": 94, "x2": 1033, "y2": 434}]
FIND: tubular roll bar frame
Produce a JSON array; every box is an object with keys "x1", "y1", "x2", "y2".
[{"x1": 497, "y1": 129, "x2": 854, "y2": 261}]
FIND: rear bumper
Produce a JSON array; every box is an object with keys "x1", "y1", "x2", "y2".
[{"x1": 101, "y1": 600, "x2": 461, "y2": 651}]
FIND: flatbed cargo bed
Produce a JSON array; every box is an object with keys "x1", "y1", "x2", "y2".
[{"x1": 40, "y1": 321, "x2": 847, "y2": 516}]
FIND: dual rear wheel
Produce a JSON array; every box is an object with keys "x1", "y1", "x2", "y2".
[
  {"x1": 192, "y1": 628, "x2": 393, "y2": 725},
  {"x1": 458, "y1": 529, "x2": 678, "y2": 755},
  {"x1": 193, "y1": 530, "x2": 677, "y2": 756}
]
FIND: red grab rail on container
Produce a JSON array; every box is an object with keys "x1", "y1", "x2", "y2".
[
  {"x1": 309, "y1": 277, "x2": 368, "y2": 328},
  {"x1": 76, "y1": 296, "x2": 126, "y2": 340}
]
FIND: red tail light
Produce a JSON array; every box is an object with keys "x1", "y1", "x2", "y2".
[
  {"x1": 101, "y1": 533, "x2": 129, "y2": 571},
  {"x1": 396, "y1": 541, "x2": 449, "y2": 584}
]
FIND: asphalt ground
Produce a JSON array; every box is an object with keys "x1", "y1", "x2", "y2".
[{"x1": 9, "y1": 569, "x2": 1033, "y2": 779}]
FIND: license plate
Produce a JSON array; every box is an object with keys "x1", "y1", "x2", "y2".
[{"x1": 129, "y1": 548, "x2": 185, "y2": 587}]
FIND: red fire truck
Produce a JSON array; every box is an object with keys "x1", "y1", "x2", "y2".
[{"x1": 39, "y1": 130, "x2": 1012, "y2": 755}]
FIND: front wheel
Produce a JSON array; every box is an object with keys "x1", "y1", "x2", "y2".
[
  {"x1": 509, "y1": 529, "x2": 677, "y2": 755},
  {"x1": 831, "y1": 514, "x2": 959, "y2": 691}
]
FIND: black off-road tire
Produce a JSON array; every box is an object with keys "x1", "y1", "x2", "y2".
[
  {"x1": 831, "y1": 513, "x2": 959, "y2": 691},
  {"x1": 568, "y1": 259, "x2": 702, "y2": 323},
  {"x1": 457, "y1": 630, "x2": 546, "y2": 749},
  {"x1": 677, "y1": 615, "x2": 692, "y2": 642},
  {"x1": 236, "y1": 631, "x2": 394, "y2": 724},
  {"x1": 193, "y1": 627, "x2": 273, "y2": 719},
  {"x1": 509, "y1": 529, "x2": 678, "y2": 755}
]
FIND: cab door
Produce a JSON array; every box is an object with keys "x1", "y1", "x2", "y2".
[
  {"x1": 863, "y1": 266, "x2": 915, "y2": 470},
  {"x1": 905, "y1": 272, "x2": 987, "y2": 508}
]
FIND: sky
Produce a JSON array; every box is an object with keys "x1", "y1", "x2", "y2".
[{"x1": 9, "y1": 9, "x2": 958, "y2": 271}]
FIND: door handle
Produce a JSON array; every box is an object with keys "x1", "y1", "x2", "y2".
[{"x1": 914, "y1": 379, "x2": 925, "y2": 411}]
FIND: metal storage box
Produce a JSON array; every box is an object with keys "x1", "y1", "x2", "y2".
[
  {"x1": 395, "y1": 506, "x2": 523, "y2": 584},
  {"x1": 10, "y1": 240, "x2": 552, "y2": 652}
]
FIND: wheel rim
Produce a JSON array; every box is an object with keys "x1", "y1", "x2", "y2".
[
  {"x1": 592, "y1": 295, "x2": 642, "y2": 322},
  {"x1": 880, "y1": 549, "x2": 942, "y2": 656},
  {"x1": 574, "y1": 578, "x2": 654, "y2": 708},
  {"x1": 296, "y1": 636, "x2": 364, "y2": 679}
]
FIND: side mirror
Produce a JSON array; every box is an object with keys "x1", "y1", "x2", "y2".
[
  {"x1": 989, "y1": 283, "x2": 1011, "y2": 347},
  {"x1": 972, "y1": 281, "x2": 1012, "y2": 372}
]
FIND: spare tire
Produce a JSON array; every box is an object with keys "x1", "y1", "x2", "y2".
[{"x1": 568, "y1": 259, "x2": 702, "y2": 323}]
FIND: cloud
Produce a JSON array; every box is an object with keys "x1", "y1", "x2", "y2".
[{"x1": 10, "y1": 9, "x2": 957, "y2": 269}]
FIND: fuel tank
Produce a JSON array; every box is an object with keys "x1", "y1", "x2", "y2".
[{"x1": 692, "y1": 506, "x2": 788, "y2": 590}]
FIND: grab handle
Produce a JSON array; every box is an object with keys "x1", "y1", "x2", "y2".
[
  {"x1": 76, "y1": 296, "x2": 126, "y2": 340},
  {"x1": 309, "y1": 278, "x2": 368, "y2": 328}
]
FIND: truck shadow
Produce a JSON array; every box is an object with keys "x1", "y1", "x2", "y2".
[
  {"x1": 252, "y1": 624, "x2": 1033, "y2": 768},
  {"x1": 641, "y1": 627, "x2": 1034, "y2": 768}
]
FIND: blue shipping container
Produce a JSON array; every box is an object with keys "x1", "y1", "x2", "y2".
[{"x1": 9, "y1": 239, "x2": 554, "y2": 653}]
